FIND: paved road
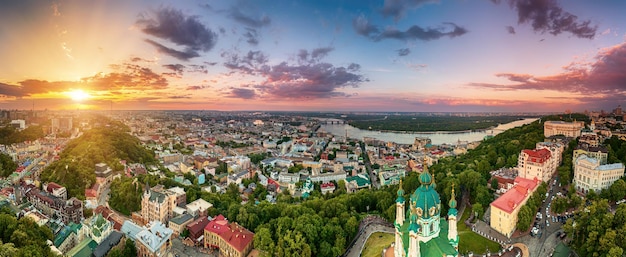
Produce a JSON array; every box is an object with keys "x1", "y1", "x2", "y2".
[{"x1": 344, "y1": 224, "x2": 394, "y2": 257}]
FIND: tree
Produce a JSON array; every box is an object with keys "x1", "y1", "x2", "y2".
[
  {"x1": 472, "y1": 203, "x2": 484, "y2": 220},
  {"x1": 490, "y1": 179, "x2": 499, "y2": 190},
  {"x1": 0, "y1": 154, "x2": 17, "y2": 178},
  {"x1": 552, "y1": 197, "x2": 568, "y2": 214},
  {"x1": 516, "y1": 205, "x2": 532, "y2": 232},
  {"x1": 609, "y1": 180, "x2": 626, "y2": 202},
  {"x1": 109, "y1": 177, "x2": 142, "y2": 215},
  {"x1": 122, "y1": 238, "x2": 137, "y2": 257}
]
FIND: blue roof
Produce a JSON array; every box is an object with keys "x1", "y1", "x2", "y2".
[{"x1": 120, "y1": 220, "x2": 142, "y2": 240}]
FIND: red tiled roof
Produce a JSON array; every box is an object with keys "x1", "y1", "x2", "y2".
[
  {"x1": 490, "y1": 177, "x2": 539, "y2": 214},
  {"x1": 321, "y1": 182, "x2": 335, "y2": 189},
  {"x1": 187, "y1": 216, "x2": 211, "y2": 238},
  {"x1": 85, "y1": 189, "x2": 97, "y2": 198},
  {"x1": 204, "y1": 215, "x2": 254, "y2": 253},
  {"x1": 522, "y1": 149, "x2": 551, "y2": 164}
]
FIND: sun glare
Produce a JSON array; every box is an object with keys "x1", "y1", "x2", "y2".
[{"x1": 67, "y1": 89, "x2": 90, "y2": 102}]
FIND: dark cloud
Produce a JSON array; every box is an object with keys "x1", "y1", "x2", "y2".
[
  {"x1": 0, "y1": 82, "x2": 29, "y2": 97},
  {"x1": 470, "y1": 43, "x2": 626, "y2": 94},
  {"x1": 506, "y1": 26, "x2": 516, "y2": 34},
  {"x1": 84, "y1": 63, "x2": 169, "y2": 91},
  {"x1": 144, "y1": 39, "x2": 200, "y2": 61},
  {"x1": 353, "y1": 17, "x2": 467, "y2": 41},
  {"x1": 397, "y1": 48, "x2": 411, "y2": 56},
  {"x1": 137, "y1": 7, "x2": 217, "y2": 60},
  {"x1": 226, "y1": 88, "x2": 257, "y2": 99},
  {"x1": 353, "y1": 15, "x2": 380, "y2": 38},
  {"x1": 311, "y1": 47, "x2": 333, "y2": 60},
  {"x1": 225, "y1": 48, "x2": 366, "y2": 100},
  {"x1": 163, "y1": 64, "x2": 185, "y2": 73},
  {"x1": 381, "y1": 0, "x2": 439, "y2": 20},
  {"x1": 298, "y1": 47, "x2": 335, "y2": 63},
  {"x1": 379, "y1": 22, "x2": 467, "y2": 41},
  {"x1": 186, "y1": 85, "x2": 209, "y2": 91},
  {"x1": 189, "y1": 65, "x2": 208, "y2": 74},
  {"x1": 496, "y1": 73, "x2": 532, "y2": 83},
  {"x1": 0, "y1": 63, "x2": 169, "y2": 98},
  {"x1": 223, "y1": 50, "x2": 269, "y2": 74},
  {"x1": 252, "y1": 62, "x2": 366, "y2": 99},
  {"x1": 493, "y1": 0, "x2": 597, "y2": 39},
  {"x1": 243, "y1": 28, "x2": 260, "y2": 45},
  {"x1": 229, "y1": 8, "x2": 271, "y2": 28}
]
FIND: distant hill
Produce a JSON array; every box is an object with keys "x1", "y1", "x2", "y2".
[{"x1": 40, "y1": 118, "x2": 156, "y2": 199}]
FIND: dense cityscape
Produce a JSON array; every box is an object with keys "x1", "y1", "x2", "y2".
[
  {"x1": 0, "y1": 106, "x2": 624, "y2": 257},
  {"x1": 2, "y1": 0, "x2": 626, "y2": 256}
]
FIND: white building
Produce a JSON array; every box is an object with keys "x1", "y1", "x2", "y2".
[
  {"x1": 186, "y1": 198, "x2": 213, "y2": 217},
  {"x1": 574, "y1": 155, "x2": 625, "y2": 194},
  {"x1": 10, "y1": 119, "x2": 26, "y2": 130}
]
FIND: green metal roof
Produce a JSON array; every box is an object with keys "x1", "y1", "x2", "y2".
[
  {"x1": 66, "y1": 238, "x2": 97, "y2": 257},
  {"x1": 398, "y1": 220, "x2": 457, "y2": 257}
]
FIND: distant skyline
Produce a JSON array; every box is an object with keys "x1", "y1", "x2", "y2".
[{"x1": 0, "y1": 0, "x2": 625, "y2": 112}]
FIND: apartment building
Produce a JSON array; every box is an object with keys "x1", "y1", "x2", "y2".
[{"x1": 517, "y1": 148, "x2": 555, "y2": 182}]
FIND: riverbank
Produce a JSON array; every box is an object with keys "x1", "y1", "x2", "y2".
[{"x1": 319, "y1": 118, "x2": 538, "y2": 145}]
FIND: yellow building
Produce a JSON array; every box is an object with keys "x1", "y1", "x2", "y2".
[
  {"x1": 543, "y1": 120, "x2": 584, "y2": 138},
  {"x1": 490, "y1": 177, "x2": 540, "y2": 238},
  {"x1": 141, "y1": 184, "x2": 177, "y2": 225},
  {"x1": 204, "y1": 215, "x2": 254, "y2": 257}
]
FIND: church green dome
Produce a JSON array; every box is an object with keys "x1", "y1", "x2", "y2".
[
  {"x1": 419, "y1": 171, "x2": 432, "y2": 185},
  {"x1": 449, "y1": 198, "x2": 457, "y2": 209},
  {"x1": 410, "y1": 174, "x2": 441, "y2": 219},
  {"x1": 409, "y1": 213, "x2": 420, "y2": 232},
  {"x1": 396, "y1": 180, "x2": 405, "y2": 203}
]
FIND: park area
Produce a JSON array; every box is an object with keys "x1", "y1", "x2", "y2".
[
  {"x1": 361, "y1": 232, "x2": 394, "y2": 257},
  {"x1": 458, "y1": 209, "x2": 501, "y2": 255}
]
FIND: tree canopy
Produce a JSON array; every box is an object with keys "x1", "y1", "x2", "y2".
[
  {"x1": 0, "y1": 153, "x2": 17, "y2": 178},
  {"x1": 0, "y1": 213, "x2": 55, "y2": 257},
  {"x1": 0, "y1": 125, "x2": 44, "y2": 145},
  {"x1": 40, "y1": 118, "x2": 155, "y2": 199}
]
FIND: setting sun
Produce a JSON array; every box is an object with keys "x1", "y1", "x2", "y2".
[{"x1": 67, "y1": 89, "x2": 90, "y2": 102}]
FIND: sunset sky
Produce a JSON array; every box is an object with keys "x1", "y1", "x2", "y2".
[{"x1": 0, "y1": 0, "x2": 625, "y2": 112}]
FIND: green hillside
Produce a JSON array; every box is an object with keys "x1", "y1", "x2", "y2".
[{"x1": 40, "y1": 118, "x2": 155, "y2": 199}]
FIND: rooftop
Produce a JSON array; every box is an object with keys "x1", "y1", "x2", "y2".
[
  {"x1": 522, "y1": 148, "x2": 551, "y2": 163},
  {"x1": 204, "y1": 214, "x2": 254, "y2": 253},
  {"x1": 135, "y1": 221, "x2": 173, "y2": 253},
  {"x1": 491, "y1": 177, "x2": 539, "y2": 214}
]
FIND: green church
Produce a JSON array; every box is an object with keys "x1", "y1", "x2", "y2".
[{"x1": 393, "y1": 163, "x2": 459, "y2": 257}]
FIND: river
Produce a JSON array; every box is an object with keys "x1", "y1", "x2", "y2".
[{"x1": 318, "y1": 118, "x2": 538, "y2": 145}]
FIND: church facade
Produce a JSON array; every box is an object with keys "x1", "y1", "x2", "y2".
[{"x1": 393, "y1": 166, "x2": 459, "y2": 257}]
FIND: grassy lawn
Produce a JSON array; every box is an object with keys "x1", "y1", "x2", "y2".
[
  {"x1": 361, "y1": 232, "x2": 394, "y2": 257},
  {"x1": 457, "y1": 208, "x2": 501, "y2": 255}
]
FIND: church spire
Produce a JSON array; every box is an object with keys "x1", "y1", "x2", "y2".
[
  {"x1": 447, "y1": 183, "x2": 459, "y2": 249},
  {"x1": 449, "y1": 183, "x2": 457, "y2": 209}
]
